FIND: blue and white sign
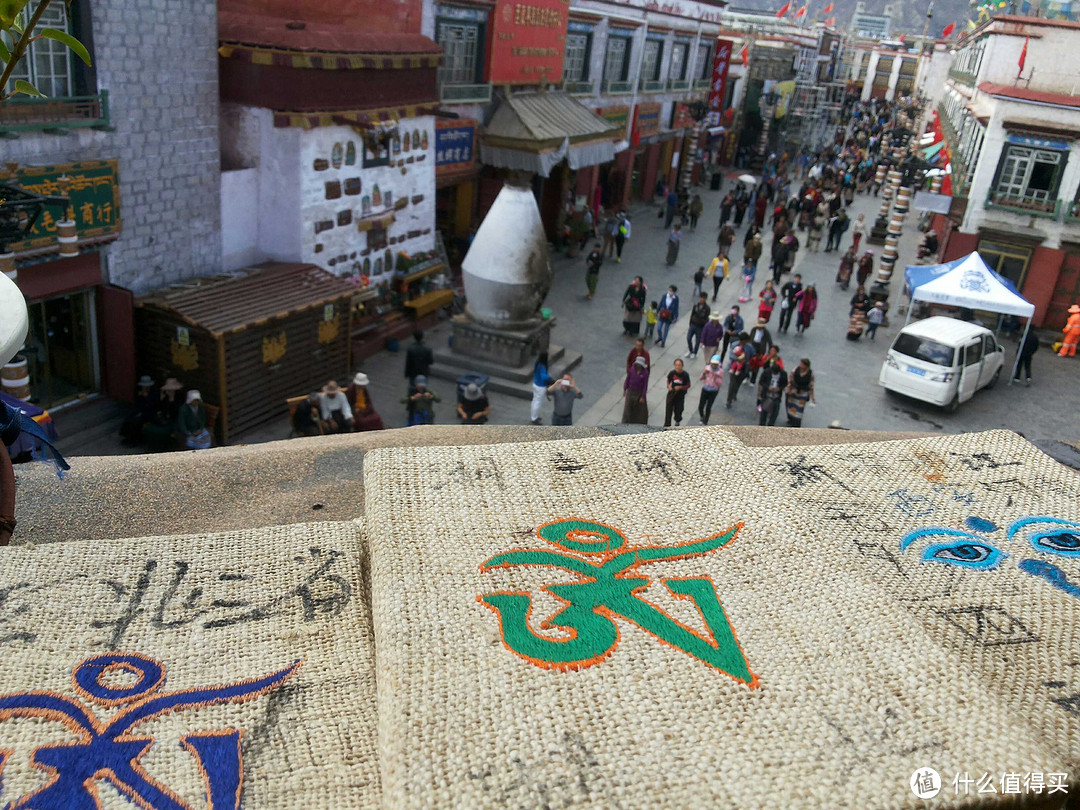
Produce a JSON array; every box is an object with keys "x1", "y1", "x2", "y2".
[
  {"x1": 435, "y1": 121, "x2": 476, "y2": 169},
  {"x1": 1006, "y1": 133, "x2": 1069, "y2": 151}
]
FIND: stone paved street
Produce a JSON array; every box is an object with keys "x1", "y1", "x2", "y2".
[
  {"x1": 65, "y1": 171, "x2": 1078, "y2": 455},
  {"x1": 327, "y1": 173, "x2": 1080, "y2": 445}
]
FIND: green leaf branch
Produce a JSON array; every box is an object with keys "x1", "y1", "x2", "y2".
[{"x1": 0, "y1": 0, "x2": 90, "y2": 101}]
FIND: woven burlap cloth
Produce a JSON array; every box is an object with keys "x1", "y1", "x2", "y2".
[
  {"x1": 752, "y1": 429, "x2": 1080, "y2": 785},
  {"x1": 0, "y1": 521, "x2": 378, "y2": 809},
  {"x1": 365, "y1": 429, "x2": 1063, "y2": 809}
]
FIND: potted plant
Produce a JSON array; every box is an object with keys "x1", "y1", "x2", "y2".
[{"x1": 566, "y1": 217, "x2": 587, "y2": 258}]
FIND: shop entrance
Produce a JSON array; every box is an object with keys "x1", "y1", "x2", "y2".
[{"x1": 24, "y1": 289, "x2": 99, "y2": 408}]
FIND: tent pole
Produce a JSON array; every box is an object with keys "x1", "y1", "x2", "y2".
[
  {"x1": 1008, "y1": 318, "x2": 1030, "y2": 386},
  {"x1": 903, "y1": 296, "x2": 915, "y2": 327}
]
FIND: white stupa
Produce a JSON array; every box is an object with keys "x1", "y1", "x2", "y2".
[
  {"x1": 0, "y1": 272, "x2": 28, "y2": 368},
  {"x1": 461, "y1": 181, "x2": 552, "y2": 330}
]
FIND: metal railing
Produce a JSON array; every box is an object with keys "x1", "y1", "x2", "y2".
[
  {"x1": 564, "y1": 80, "x2": 596, "y2": 96},
  {"x1": 603, "y1": 80, "x2": 634, "y2": 94},
  {"x1": 438, "y1": 83, "x2": 493, "y2": 104},
  {"x1": 640, "y1": 79, "x2": 666, "y2": 93},
  {"x1": 669, "y1": 79, "x2": 691, "y2": 92},
  {"x1": 0, "y1": 91, "x2": 111, "y2": 133},
  {"x1": 985, "y1": 192, "x2": 1061, "y2": 218}
]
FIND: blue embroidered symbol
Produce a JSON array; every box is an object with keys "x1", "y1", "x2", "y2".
[
  {"x1": 0, "y1": 652, "x2": 301, "y2": 809},
  {"x1": 900, "y1": 516, "x2": 1080, "y2": 599}
]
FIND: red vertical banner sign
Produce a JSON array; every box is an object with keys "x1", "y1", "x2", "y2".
[{"x1": 708, "y1": 39, "x2": 734, "y2": 114}]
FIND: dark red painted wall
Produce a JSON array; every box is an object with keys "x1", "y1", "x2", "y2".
[
  {"x1": 220, "y1": 60, "x2": 437, "y2": 110},
  {"x1": 221, "y1": 0, "x2": 423, "y2": 34}
]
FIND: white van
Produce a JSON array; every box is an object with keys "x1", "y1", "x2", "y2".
[{"x1": 878, "y1": 316, "x2": 1005, "y2": 412}]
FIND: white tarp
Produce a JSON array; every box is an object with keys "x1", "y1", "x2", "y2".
[
  {"x1": 913, "y1": 191, "x2": 952, "y2": 214},
  {"x1": 908, "y1": 252, "x2": 1035, "y2": 317}
]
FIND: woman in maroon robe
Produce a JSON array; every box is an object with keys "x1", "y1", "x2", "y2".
[{"x1": 346, "y1": 372, "x2": 384, "y2": 432}]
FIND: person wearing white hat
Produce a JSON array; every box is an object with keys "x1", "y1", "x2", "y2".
[
  {"x1": 697, "y1": 355, "x2": 725, "y2": 425},
  {"x1": 178, "y1": 389, "x2": 212, "y2": 449},
  {"x1": 456, "y1": 382, "x2": 490, "y2": 425},
  {"x1": 319, "y1": 381, "x2": 353, "y2": 433},
  {"x1": 346, "y1": 372, "x2": 383, "y2": 432}
]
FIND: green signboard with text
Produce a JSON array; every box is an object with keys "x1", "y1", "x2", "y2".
[{"x1": 9, "y1": 159, "x2": 121, "y2": 252}]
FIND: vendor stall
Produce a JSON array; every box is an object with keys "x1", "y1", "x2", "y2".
[{"x1": 135, "y1": 263, "x2": 355, "y2": 443}]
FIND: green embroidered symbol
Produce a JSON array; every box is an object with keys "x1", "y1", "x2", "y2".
[{"x1": 478, "y1": 519, "x2": 757, "y2": 687}]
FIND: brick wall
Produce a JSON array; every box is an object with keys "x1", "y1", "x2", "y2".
[{"x1": 5, "y1": 0, "x2": 221, "y2": 295}]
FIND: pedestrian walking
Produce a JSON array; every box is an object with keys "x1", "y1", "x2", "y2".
[
  {"x1": 778, "y1": 273, "x2": 802, "y2": 334},
  {"x1": 770, "y1": 237, "x2": 789, "y2": 286},
  {"x1": 758, "y1": 280, "x2": 777, "y2": 324},
  {"x1": 733, "y1": 193, "x2": 749, "y2": 227},
  {"x1": 602, "y1": 211, "x2": 618, "y2": 257},
  {"x1": 739, "y1": 260, "x2": 757, "y2": 303},
  {"x1": 866, "y1": 301, "x2": 884, "y2": 340},
  {"x1": 692, "y1": 265, "x2": 705, "y2": 300},
  {"x1": 857, "y1": 250, "x2": 874, "y2": 286},
  {"x1": 837, "y1": 245, "x2": 856, "y2": 290},
  {"x1": 546, "y1": 373, "x2": 583, "y2": 425},
  {"x1": 664, "y1": 358, "x2": 691, "y2": 427},
  {"x1": 621, "y1": 276, "x2": 647, "y2": 336},
  {"x1": 795, "y1": 284, "x2": 818, "y2": 334},
  {"x1": 689, "y1": 194, "x2": 703, "y2": 230},
  {"x1": 615, "y1": 212, "x2": 631, "y2": 262},
  {"x1": 785, "y1": 358, "x2": 815, "y2": 427},
  {"x1": 404, "y1": 331, "x2": 434, "y2": 385},
  {"x1": 585, "y1": 243, "x2": 603, "y2": 300},
  {"x1": 850, "y1": 213, "x2": 866, "y2": 253},
  {"x1": 700, "y1": 310, "x2": 723, "y2": 364},
  {"x1": 747, "y1": 318, "x2": 773, "y2": 383},
  {"x1": 719, "y1": 192, "x2": 734, "y2": 227},
  {"x1": 720, "y1": 305, "x2": 744, "y2": 360},
  {"x1": 744, "y1": 232, "x2": 763, "y2": 268},
  {"x1": 685, "y1": 294, "x2": 710, "y2": 359},
  {"x1": 725, "y1": 334, "x2": 753, "y2": 407},
  {"x1": 664, "y1": 188, "x2": 679, "y2": 228},
  {"x1": 655, "y1": 285, "x2": 679, "y2": 347},
  {"x1": 1014, "y1": 327, "x2": 1039, "y2": 385},
  {"x1": 717, "y1": 224, "x2": 736, "y2": 259},
  {"x1": 847, "y1": 286, "x2": 871, "y2": 341},
  {"x1": 622, "y1": 356, "x2": 650, "y2": 424},
  {"x1": 644, "y1": 301, "x2": 658, "y2": 341},
  {"x1": 666, "y1": 224, "x2": 682, "y2": 266},
  {"x1": 530, "y1": 352, "x2": 554, "y2": 425},
  {"x1": 626, "y1": 337, "x2": 651, "y2": 372},
  {"x1": 781, "y1": 233, "x2": 800, "y2": 277},
  {"x1": 756, "y1": 357, "x2": 788, "y2": 426},
  {"x1": 697, "y1": 355, "x2": 724, "y2": 425},
  {"x1": 826, "y1": 209, "x2": 849, "y2": 252}
]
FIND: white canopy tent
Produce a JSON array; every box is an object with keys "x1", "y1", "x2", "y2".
[{"x1": 903, "y1": 252, "x2": 1035, "y2": 385}]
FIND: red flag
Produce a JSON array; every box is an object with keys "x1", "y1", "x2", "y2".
[
  {"x1": 1018, "y1": 35, "x2": 1028, "y2": 74},
  {"x1": 822, "y1": 2, "x2": 834, "y2": 12},
  {"x1": 942, "y1": 22, "x2": 955, "y2": 37},
  {"x1": 739, "y1": 42, "x2": 750, "y2": 66},
  {"x1": 776, "y1": 0, "x2": 792, "y2": 17},
  {"x1": 794, "y1": 3, "x2": 808, "y2": 17},
  {"x1": 898, "y1": 33, "x2": 905, "y2": 42},
  {"x1": 826, "y1": 16, "x2": 835, "y2": 25}
]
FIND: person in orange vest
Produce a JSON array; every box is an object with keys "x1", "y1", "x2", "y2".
[{"x1": 1060, "y1": 304, "x2": 1080, "y2": 357}]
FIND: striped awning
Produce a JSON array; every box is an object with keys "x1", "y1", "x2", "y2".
[
  {"x1": 218, "y1": 44, "x2": 441, "y2": 70},
  {"x1": 273, "y1": 105, "x2": 440, "y2": 130}
]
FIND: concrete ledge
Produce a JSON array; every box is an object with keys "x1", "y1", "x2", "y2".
[{"x1": 10, "y1": 425, "x2": 942, "y2": 546}]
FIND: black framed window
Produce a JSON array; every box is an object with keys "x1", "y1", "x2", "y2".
[
  {"x1": 697, "y1": 43, "x2": 713, "y2": 80},
  {"x1": 436, "y1": 20, "x2": 484, "y2": 84},
  {"x1": 641, "y1": 40, "x2": 663, "y2": 82},
  {"x1": 603, "y1": 35, "x2": 631, "y2": 83},
  {"x1": 978, "y1": 239, "x2": 1032, "y2": 289},
  {"x1": 669, "y1": 42, "x2": 689, "y2": 81},
  {"x1": 991, "y1": 142, "x2": 1067, "y2": 214},
  {"x1": 565, "y1": 33, "x2": 591, "y2": 82}
]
